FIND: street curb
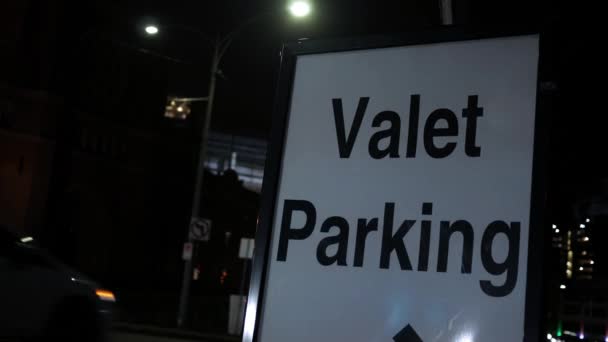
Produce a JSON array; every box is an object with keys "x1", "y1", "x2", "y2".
[{"x1": 113, "y1": 323, "x2": 240, "y2": 341}]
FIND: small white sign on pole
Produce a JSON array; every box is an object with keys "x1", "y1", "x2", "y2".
[
  {"x1": 239, "y1": 238, "x2": 255, "y2": 260},
  {"x1": 182, "y1": 242, "x2": 193, "y2": 261}
]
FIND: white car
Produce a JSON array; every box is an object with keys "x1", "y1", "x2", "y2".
[{"x1": 0, "y1": 227, "x2": 115, "y2": 342}]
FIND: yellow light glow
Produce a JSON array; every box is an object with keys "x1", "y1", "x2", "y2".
[{"x1": 96, "y1": 289, "x2": 116, "y2": 302}]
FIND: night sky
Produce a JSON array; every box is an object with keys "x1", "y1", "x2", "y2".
[
  {"x1": 61, "y1": 0, "x2": 440, "y2": 137},
  {"x1": 87, "y1": 0, "x2": 597, "y2": 212},
  {"x1": 31, "y1": 0, "x2": 597, "y2": 215},
  {"x1": 64, "y1": 0, "x2": 543, "y2": 131},
  {"x1": 50, "y1": 1, "x2": 598, "y2": 208}
]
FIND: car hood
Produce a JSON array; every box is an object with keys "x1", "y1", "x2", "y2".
[{"x1": 21, "y1": 243, "x2": 101, "y2": 289}]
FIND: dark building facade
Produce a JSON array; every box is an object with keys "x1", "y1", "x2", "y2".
[
  {"x1": 1, "y1": 0, "x2": 262, "y2": 331},
  {"x1": 0, "y1": 0, "x2": 63, "y2": 238}
]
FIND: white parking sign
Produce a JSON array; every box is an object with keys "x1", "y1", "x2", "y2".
[{"x1": 244, "y1": 32, "x2": 542, "y2": 342}]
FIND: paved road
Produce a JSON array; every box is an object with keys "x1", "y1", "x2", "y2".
[
  {"x1": 110, "y1": 331, "x2": 201, "y2": 342},
  {"x1": 109, "y1": 329, "x2": 240, "y2": 342}
]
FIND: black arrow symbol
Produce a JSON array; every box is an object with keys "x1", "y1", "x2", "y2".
[{"x1": 393, "y1": 324, "x2": 423, "y2": 342}]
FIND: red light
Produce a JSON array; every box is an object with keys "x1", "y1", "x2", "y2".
[{"x1": 220, "y1": 270, "x2": 228, "y2": 285}]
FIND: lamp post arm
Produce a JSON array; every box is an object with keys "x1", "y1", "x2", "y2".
[
  {"x1": 218, "y1": 9, "x2": 275, "y2": 62},
  {"x1": 165, "y1": 24, "x2": 217, "y2": 47}
]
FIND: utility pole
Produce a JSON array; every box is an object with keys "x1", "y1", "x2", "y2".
[
  {"x1": 440, "y1": 0, "x2": 454, "y2": 25},
  {"x1": 176, "y1": 36, "x2": 220, "y2": 328},
  {"x1": 147, "y1": 2, "x2": 313, "y2": 328}
]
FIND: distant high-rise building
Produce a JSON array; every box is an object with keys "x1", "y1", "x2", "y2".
[{"x1": 548, "y1": 201, "x2": 608, "y2": 341}]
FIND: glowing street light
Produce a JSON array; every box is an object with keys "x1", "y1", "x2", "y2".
[
  {"x1": 145, "y1": 25, "x2": 159, "y2": 35},
  {"x1": 289, "y1": 0, "x2": 311, "y2": 18}
]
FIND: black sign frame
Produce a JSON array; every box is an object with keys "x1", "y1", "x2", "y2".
[{"x1": 243, "y1": 27, "x2": 546, "y2": 342}]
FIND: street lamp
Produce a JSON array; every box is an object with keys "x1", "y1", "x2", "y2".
[
  {"x1": 289, "y1": 0, "x2": 312, "y2": 18},
  {"x1": 141, "y1": 25, "x2": 248, "y2": 328},
  {"x1": 145, "y1": 25, "x2": 159, "y2": 35}
]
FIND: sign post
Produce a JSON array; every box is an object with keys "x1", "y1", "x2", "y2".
[{"x1": 244, "y1": 31, "x2": 544, "y2": 342}]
